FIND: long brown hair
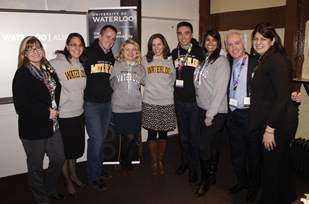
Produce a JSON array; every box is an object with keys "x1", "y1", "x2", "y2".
[{"x1": 17, "y1": 36, "x2": 48, "y2": 69}]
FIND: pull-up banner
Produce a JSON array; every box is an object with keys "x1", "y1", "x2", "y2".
[
  {"x1": 87, "y1": 7, "x2": 139, "y2": 164},
  {"x1": 87, "y1": 7, "x2": 137, "y2": 58}
]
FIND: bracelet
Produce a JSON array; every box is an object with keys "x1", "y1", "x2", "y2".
[{"x1": 265, "y1": 130, "x2": 274, "y2": 134}]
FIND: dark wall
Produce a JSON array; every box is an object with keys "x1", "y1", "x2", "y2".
[{"x1": 199, "y1": 0, "x2": 309, "y2": 88}]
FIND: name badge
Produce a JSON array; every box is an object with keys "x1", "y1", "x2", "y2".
[
  {"x1": 244, "y1": 97, "x2": 250, "y2": 106},
  {"x1": 229, "y1": 98, "x2": 238, "y2": 107},
  {"x1": 176, "y1": 80, "x2": 184, "y2": 88}
]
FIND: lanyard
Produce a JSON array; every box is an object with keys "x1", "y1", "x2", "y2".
[
  {"x1": 195, "y1": 59, "x2": 209, "y2": 89},
  {"x1": 251, "y1": 56, "x2": 261, "y2": 81},
  {"x1": 233, "y1": 54, "x2": 247, "y2": 91},
  {"x1": 177, "y1": 43, "x2": 192, "y2": 78},
  {"x1": 197, "y1": 52, "x2": 208, "y2": 81}
]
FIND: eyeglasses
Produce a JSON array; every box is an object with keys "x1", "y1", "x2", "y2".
[
  {"x1": 69, "y1": 44, "x2": 84, "y2": 48},
  {"x1": 26, "y1": 47, "x2": 42, "y2": 53}
]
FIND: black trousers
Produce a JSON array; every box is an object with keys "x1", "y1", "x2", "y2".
[
  {"x1": 21, "y1": 129, "x2": 65, "y2": 204},
  {"x1": 198, "y1": 108, "x2": 227, "y2": 160},
  {"x1": 258, "y1": 120, "x2": 298, "y2": 204},
  {"x1": 175, "y1": 100, "x2": 200, "y2": 171},
  {"x1": 229, "y1": 108, "x2": 262, "y2": 192}
]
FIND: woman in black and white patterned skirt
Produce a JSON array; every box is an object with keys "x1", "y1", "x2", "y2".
[{"x1": 142, "y1": 33, "x2": 176, "y2": 175}]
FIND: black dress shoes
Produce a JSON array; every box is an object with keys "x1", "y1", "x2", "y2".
[
  {"x1": 101, "y1": 169, "x2": 112, "y2": 179},
  {"x1": 175, "y1": 164, "x2": 188, "y2": 175},
  {"x1": 189, "y1": 171, "x2": 198, "y2": 184},
  {"x1": 246, "y1": 190, "x2": 257, "y2": 203},
  {"x1": 68, "y1": 191, "x2": 79, "y2": 197},
  {"x1": 228, "y1": 184, "x2": 248, "y2": 194},
  {"x1": 48, "y1": 193, "x2": 66, "y2": 200},
  {"x1": 91, "y1": 179, "x2": 107, "y2": 190}
]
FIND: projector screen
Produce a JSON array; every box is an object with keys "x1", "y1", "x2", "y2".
[{"x1": 0, "y1": 9, "x2": 87, "y2": 99}]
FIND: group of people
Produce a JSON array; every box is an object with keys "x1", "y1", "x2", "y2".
[
  {"x1": 172, "y1": 22, "x2": 301, "y2": 204},
  {"x1": 12, "y1": 21, "x2": 301, "y2": 204}
]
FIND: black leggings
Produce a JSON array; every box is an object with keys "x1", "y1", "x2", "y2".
[
  {"x1": 147, "y1": 129, "x2": 167, "y2": 141},
  {"x1": 121, "y1": 134, "x2": 135, "y2": 171}
]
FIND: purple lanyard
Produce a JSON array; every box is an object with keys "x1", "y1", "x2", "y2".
[
  {"x1": 177, "y1": 43, "x2": 192, "y2": 79},
  {"x1": 233, "y1": 54, "x2": 247, "y2": 91}
]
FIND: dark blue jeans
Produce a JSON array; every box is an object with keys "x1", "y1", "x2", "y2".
[
  {"x1": 175, "y1": 100, "x2": 200, "y2": 171},
  {"x1": 84, "y1": 101, "x2": 111, "y2": 182}
]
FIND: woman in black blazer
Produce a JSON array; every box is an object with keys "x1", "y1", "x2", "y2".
[
  {"x1": 13, "y1": 36, "x2": 65, "y2": 203},
  {"x1": 249, "y1": 23, "x2": 299, "y2": 204}
]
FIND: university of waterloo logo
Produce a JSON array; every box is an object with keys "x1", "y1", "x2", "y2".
[
  {"x1": 64, "y1": 68, "x2": 86, "y2": 81},
  {"x1": 90, "y1": 63, "x2": 113, "y2": 74},
  {"x1": 174, "y1": 57, "x2": 199, "y2": 68},
  {"x1": 147, "y1": 64, "x2": 171, "y2": 75}
]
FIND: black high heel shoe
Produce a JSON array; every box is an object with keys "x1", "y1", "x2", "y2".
[
  {"x1": 68, "y1": 191, "x2": 79, "y2": 197},
  {"x1": 72, "y1": 180, "x2": 88, "y2": 188},
  {"x1": 64, "y1": 181, "x2": 79, "y2": 197}
]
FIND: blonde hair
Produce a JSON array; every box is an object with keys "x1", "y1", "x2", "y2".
[
  {"x1": 17, "y1": 36, "x2": 48, "y2": 69},
  {"x1": 116, "y1": 39, "x2": 142, "y2": 72}
]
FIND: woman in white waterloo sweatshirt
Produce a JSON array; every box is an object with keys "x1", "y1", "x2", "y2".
[
  {"x1": 50, "y1": 33, "x2": 87, "y2": 197},
  {"x1": 110, "y1": 39, "x2": 145, "y2": 177},
  {"x1": 142, "y1": 33, "x2": 176, "y2": 175}
]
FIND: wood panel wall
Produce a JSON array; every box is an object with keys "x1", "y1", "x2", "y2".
[
  {"x1": 199, "y1": 0, "x2": 309, "y2": 87},
  {"x1": 120, "y1": 0, "x2": 141, "y2": 46}
]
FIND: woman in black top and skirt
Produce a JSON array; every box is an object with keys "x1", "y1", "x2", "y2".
[{"x1": 250, "y1": 23, "x2": 299, "y2": 204}]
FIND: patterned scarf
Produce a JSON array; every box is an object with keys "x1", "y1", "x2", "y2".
[{"x1": 28, "y1": 62, "x2": 59, "y2": 131}]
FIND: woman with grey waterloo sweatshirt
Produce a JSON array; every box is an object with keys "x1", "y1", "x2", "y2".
[
  {"x1": 193, "y1": 30, "x2": 230, "y2": 198},
  {"x1": 142, "y1": 33, "x2": 176, "y2": 175},
  {"x1": 110, "y1": 39, "x2": 145, "y2": 176},
  {"x1": 50, "y1": 33, "x2": 87, "y2": 197}
]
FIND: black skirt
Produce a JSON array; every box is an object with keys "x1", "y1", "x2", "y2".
[
  {"x1": 58, "y1": 113, "x2": 85, "y2": 159},
  {"x1": 113, "y1": 111, "x2": 142, "y2": 135}
]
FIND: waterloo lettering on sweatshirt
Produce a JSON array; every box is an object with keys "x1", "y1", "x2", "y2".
[
  {"x1": 84, "y1": 39, "x2": 115, "y2": 103},
  {"x1": 142, "y1": 56, "x2": 176, "y2": 105},
  {"x1": 172, "y1": 38, "x2": 202, "y2": 102},
  {"x1": 110, "y1": 61, "x2": 145, "y2": 113},
  {"x1": 50, "y1": 53, "x2": 86, "y2": 118}
]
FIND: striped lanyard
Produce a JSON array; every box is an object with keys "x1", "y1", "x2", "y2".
[
  {"x1": 177, "y1": 43, "x2": 192, "y2": 77},
  {"x1": 197, "y1": 52, "x2": 208, "y2": 81},
  {"x1": 233, "y1": 54, "x2": 247, "y2": 91}
]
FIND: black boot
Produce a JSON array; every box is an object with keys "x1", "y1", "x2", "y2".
[
  {"x1": 209, "y1": 151, "x2": 220, "y2": 185},
  {"x1": 194, "y1": 159, "x2": 211, "y2": 197}
]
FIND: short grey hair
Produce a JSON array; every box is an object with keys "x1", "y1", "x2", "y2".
[{"x1": 224, "y1": 29, "x2": 245, "y2": 45}]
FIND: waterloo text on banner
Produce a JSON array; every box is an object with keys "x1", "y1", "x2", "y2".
[{"x1": 87, "y1": 7, "x2": 137, "y2": 58}]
